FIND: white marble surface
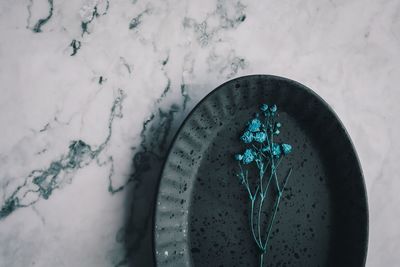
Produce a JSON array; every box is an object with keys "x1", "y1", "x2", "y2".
[{"x1": 0, "y1": 0, "x2": 399, "y2": 266}]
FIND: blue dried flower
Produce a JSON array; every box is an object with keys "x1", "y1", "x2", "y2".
[
  {"x1": 281, "y1": 143, "x2": 292, "y2": 155},
  {"x1": 260, "y1": 104, "x2": 269, "y2": 111},
  {"x1": 248, "y1": 118, "x2": 261, "y2": 132},
  {"x1": 272, "y1": 143, "x2": 281, "y2": 157},
  {"x1": 254, "y1": 131, "x2": 267, "y2": 143},
  {"x1": 233, "y1": 102, "x2": 294, "y2": 261},
  {"x1": 242, "y1": 148, "x2": 255, "y2": 164},
  {"x1": 240, "y1": 131, "x2": 253, "y2": 143},
  {"x1": 235, "y1": 154, "x2": 243, "y2": 161}
]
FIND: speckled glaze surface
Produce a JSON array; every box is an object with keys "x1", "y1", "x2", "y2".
[{"x1": 154, "y1": 75, "x2": 368, "y2": 267}]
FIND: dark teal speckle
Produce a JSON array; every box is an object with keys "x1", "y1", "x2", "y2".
[{"x1": 32, "y1": 0, "x2": 54, "y2": 33}]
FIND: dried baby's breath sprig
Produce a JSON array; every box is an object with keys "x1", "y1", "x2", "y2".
[{"x1": 234, "y1": 103, "x2": 293, "y2": 266}]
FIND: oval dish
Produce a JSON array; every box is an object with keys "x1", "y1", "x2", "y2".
[{"x1": 154, "y1": 75, "x2": 368, "y2": 267}]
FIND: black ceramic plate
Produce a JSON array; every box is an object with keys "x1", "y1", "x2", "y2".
[{"x1": 154, "y1": 75, "x2": 368, "y2": 267}]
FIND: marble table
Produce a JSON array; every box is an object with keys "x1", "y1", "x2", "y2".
[{"x1": 1, "y1": 0, "x2": 399, "y2": 266}]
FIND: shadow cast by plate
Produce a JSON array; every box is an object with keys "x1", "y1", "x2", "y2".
[{"x1": 116, "y1": 84, "x2": 203, "y2": 267}]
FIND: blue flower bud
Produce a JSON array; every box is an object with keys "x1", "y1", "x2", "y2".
[
  {"x1": 242, "y1": 148, "x2": 255, "y2": 164},
  {"x1": 254, "y1": 132, "x2": 267, "y2": 143},
  {"x1": 240, "y1": 131, "x2": 253, "y2": 143},
  {"x1": 260, "y1": 104, "x2": 269, "y2": 111},
  {"x1": 235, "y1": 154, "x2": 243, "y2": 161},
  {"x1": 247, "y1": 118, "x2": 261, "y2": 132},
  {"x1": 270, "y1": 104, "x2": 277, "y2": 113},
  {"x1": 281, "y1": 143, "x2": 292, "y2": 155},
  {"x1": 276, "y1": 122, "x2": 282, "y2": 128},
  {"x1": 272, "y1": 143, "x2": 281, "y2": 157}
]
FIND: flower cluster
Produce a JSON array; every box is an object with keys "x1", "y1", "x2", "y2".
[{"x1": 235, "y1": 104, "x2": 292, "y2": 165}]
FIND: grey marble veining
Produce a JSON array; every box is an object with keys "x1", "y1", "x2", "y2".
[{"x1": 0, "y1": 0, "x2": 399, "y2": 266}]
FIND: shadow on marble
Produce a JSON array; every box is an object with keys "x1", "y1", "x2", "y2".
[{"x1": 117, "y1": 84, "x2": 199, "y2": 267}]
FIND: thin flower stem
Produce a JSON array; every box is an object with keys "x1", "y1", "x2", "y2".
[
  {"x1": 268, "y1": 121, "x2": 280, "y2": 193},
  {"x1": 260, "y1": 253, "x2": 264, "y2": 267},
  {"x1": 259, "y1": 161, "x2": 270, "y2": 197},
  {"x1": 265, "y1": 116, "x2": 270, "y2": 146},
  {"x1": 250, "y1": 197, "x2": 262, "y2": 248},
  {"x1": 263, "y1": 191, "x2": 282, "y2": 250},
  {"x1": 239, "y1": 169, "x2": 253, "y2": 200},
  {"x1": 245, "y1": 182, "x2": 253, "y2": 199},
  {"x1": 259, "y1": 166, "x2": 264, "y2": 194},
  {"x1": 257, "y1": 194, "x2": 264, "y2": 245},
  {"x1": 257, "y1": 161, "x2": 283, "y2": 254},
  {"x1": 265, "y1": 158, "x2": 282, "y2": 192},
  {"x1": 257, "y1": 153, "x2": 269, "y2": 246},
  {"x1": 240, "y1": 167, "x2": 254, "y2": 199},
  {"x1": 273, "y1": 170, "x2": 281, "y2": 193},
  {"x1": 262, "y1": 169, "x2": 292, "y2": 250},
  {"x1": 263, "y1": 161, "x2": 278, "y2": 200}
]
